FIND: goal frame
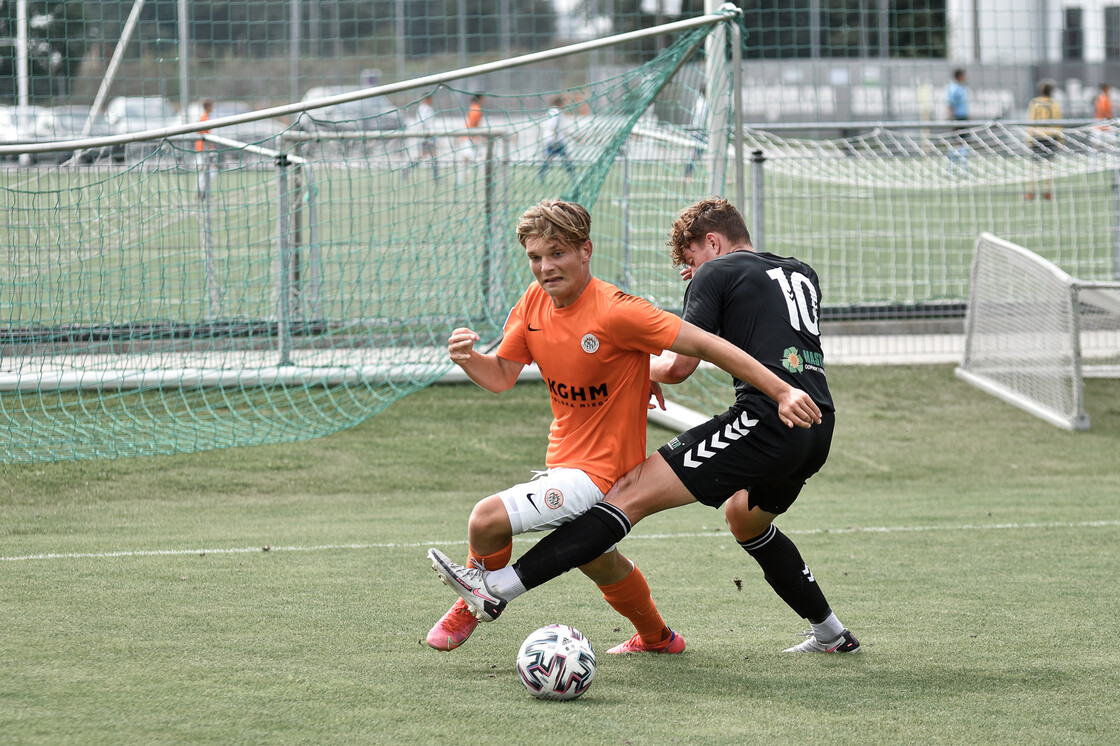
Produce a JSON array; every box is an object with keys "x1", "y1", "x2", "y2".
[{"x1": 955, "y1": 232, "x2": 1120, "y2": 430}]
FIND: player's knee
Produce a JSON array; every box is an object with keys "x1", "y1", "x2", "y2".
[
  {"x1": 724, "y1": 491, "x2": 773, "y2": 542},
  {"x1": 468, "y1": 495, "x2": 511, "y2": 543}
]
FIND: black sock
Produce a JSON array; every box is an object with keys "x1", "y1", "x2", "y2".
[
  {"x1": 513, "y1": 503, "x2": 632, "y2": 590},
  {"x1": 739, "y1": 524, "x2": 831, "y2": 623}
]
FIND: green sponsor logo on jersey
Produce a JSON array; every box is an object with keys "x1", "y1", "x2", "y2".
[
  {"x1": 802, "y1": 350, "x2": 824, "y2": 369},
  {"x1": 782, "y1": 347, "x2": 804, "y2": 373}
]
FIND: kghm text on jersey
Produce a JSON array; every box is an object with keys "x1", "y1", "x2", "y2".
[{"x1": 546, "y1": 377, "x2": 608, "y2": 408}]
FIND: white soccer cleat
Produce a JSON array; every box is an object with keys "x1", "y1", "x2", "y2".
[
  {"x1": 783, "y1": 628, "x2": 861, "y2": 653},
  {"x1": 427, "y1": 548, "x2": 507, "y2": 622}
]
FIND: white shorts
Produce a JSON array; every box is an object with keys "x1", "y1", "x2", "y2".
[{"x1": 498, "y1": 468, "x2": 607, "y2": 536}]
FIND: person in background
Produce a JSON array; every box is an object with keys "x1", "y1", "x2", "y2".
[
  {"x1": 684, "y1": 86, "x2": 707, "y2": 181},
  {"x1": 195, "y1": 98, "x2": 216, "y2": 198},
  {"x1": 1093, "y1": 83, "x2": 1114, "y2": 150},
  {"x1": 1026, "y1": 79, "x2": 1063, "y2": 200},
  {"x1": 404, "y1": 93, "x2": 439, "y2": 181},
  {"x1": 537, "y1": 96, "x2": 575, "y2": 180},
  {"x1": 457, "y1": 93, "x2": 484, "y2": 185},
  {"x1": 946, "y1": 69, "x2": 970, "y2": 176}
]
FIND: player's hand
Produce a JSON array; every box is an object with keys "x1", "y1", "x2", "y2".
[
  {"x1": 777, "y1": 388, "x2": 822, "y2": 429},
  {"x1": 448, "y1": 328, "x2": 481, "y2": 365},
  {"x1": 648, "y1": 381, "x2": 666, "y2": 411},
  {"x1": 679, "y1": 266, "x2": 694, "y2": 282}
]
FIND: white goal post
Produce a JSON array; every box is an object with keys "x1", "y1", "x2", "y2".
[{"x1": 956, "y1": 232, "x2": 1120, "y2": 430}]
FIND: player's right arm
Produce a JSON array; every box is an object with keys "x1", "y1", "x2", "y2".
[
  {"x1": 650, "y1": 350, "x2": 700, "y2": 384},
  {"x1": 669, "y1": 321, "x2": 821, "y2": 428},
  {"x1": 448, "y1": 327, "x2": 525, "y2": 393}
]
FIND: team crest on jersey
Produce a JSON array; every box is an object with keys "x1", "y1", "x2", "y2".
[
  {"x1": 580, "y1": 334, "x2": 600, "y2": 354},
  {"x1": 544, "y1": 488, "x2": 564, "y2": 509}
]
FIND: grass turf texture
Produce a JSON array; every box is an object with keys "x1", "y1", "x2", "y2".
[{"x1": 2, "y1": 365, "x2": 1119, "y2": 744}]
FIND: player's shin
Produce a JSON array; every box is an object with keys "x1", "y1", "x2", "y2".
[
  {"x1": 511, "y1": 503, "x2": 633, "y2": 591},
  {"x1": 739, "y1": 524, "x2": 831, "y2": 623},
  {"x1": 598, "y1": 564, "x2": 671, "y2": 646}
]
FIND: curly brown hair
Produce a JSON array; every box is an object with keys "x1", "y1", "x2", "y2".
[
  {"x1": 516, "y1": 199, "x2": 592, "y2": 248},
  {"x1": 667, "y1": 197, "x2": 751, "y2": 266}
]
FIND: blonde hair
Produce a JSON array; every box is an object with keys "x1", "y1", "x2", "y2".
[
  {"x1": 516, "y1": 199, "x2": 591, "y2": 248},
  {"x1": 667, "y1": 197, "x2": 751, "y2": 266}
]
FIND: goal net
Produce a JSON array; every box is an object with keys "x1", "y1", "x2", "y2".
[
  {"x1": 738, "y1": 122, "x2": 1120, "y2": 312},
  {"x1": 0, "y1": 13, "x2": 737, "y2": 463},
  {"x1": 955, "y1": 232, "x2": 1120, "y2": 430}
]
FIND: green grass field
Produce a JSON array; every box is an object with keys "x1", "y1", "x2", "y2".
[{"x1": 3, "y1": 365, "x2": 1119, "y2": 745}]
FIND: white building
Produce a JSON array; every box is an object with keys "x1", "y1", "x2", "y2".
[{"x1": 948, "y1": 0, "x2": 1115, "y2": 64}]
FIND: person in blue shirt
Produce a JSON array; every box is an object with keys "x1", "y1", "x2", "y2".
[
  {"x1": 947, "y1": 68, "x2": 969, "y2": 122},
  {"x1": 946, "y1": 68, "x2": 970, "y2": 175}
]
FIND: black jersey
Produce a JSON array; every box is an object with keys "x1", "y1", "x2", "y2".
[{"x1": 682, "y1": 250, "x2": 834, "y2": 412}]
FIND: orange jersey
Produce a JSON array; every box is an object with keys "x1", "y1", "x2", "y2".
[
  {"x1": 1095, "y1": 93, "x2": 1114, "y2": 121},
  {"x1": 465, "y1": 101, "x2": 482, "y2": 129},
  {"x1": 497, "y1": 277, "x2": 682, "y2": 491},
  {"x1": 195, "y1": 111, "x2": 210, "y2": 152}
]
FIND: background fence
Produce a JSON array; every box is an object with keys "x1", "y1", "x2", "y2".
[{"x1": 5, "y1": 0, "x2": 1120, "y2": 124}]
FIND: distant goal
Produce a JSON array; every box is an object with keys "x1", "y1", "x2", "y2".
[{"x1": 956, "y1": 233, "x2": 1120, "y2": 430}]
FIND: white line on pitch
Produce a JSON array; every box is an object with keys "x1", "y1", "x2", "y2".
[{"x1": 2, "y1": 519, "x2": 1118, "y2": 563}]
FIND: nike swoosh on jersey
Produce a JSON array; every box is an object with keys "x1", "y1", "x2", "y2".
[{"x1": 528, "y1": 325, "x2": 542, "y2": 331}]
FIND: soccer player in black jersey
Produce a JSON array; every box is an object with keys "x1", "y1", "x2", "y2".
[{"x1": 433, "y1": 198, "x2": 859, "y2": 653}]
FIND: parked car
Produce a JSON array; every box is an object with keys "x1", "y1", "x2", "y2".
[
  {"x1": 0, "y1": 105, "x2": 45, "y2": 160},
  {"x1": 30, "y1": 106, "x2": 119, "y2": 163},
  {"x1": 105, "y1": 96, "x2": 182, "y2": 160},
  {"x1": 0, "y1": 107, "x2": 17, "y2": 148},
  {"x1": 295, "y1": 86, "x2": 402, "y2": 134}
]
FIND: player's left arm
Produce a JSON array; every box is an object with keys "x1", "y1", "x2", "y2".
[{"x1": 668, "y1": 320, "x2": 822, "y2": 428}]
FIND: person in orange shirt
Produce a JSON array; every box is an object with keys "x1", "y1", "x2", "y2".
[
  {"x1": 426, "y1": 199, "x2": 822, "y2": 653},
  {"x1": 457, "y1": 92, "x2": 484, "y2": 185},
  {"x1": 195, "y1": 98, "x2": 215, "y2": 197},
  {"x1": 465, "y1": 92, "x2": 483, "y2": 129},
  {"x1": 194, "y1": 98, "x2": 214, "y2": 153},
  {"x1": 1093, "y1": 83, "x2": 1114, "y2": 149}
]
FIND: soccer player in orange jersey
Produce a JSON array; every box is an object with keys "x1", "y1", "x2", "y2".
[{"x1": 426, "y1": 199, "x2": 821, "y2": 652}]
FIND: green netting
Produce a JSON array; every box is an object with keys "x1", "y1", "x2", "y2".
[{"x1": 0, "y1": 18, "x2": 735, "y2": 463}]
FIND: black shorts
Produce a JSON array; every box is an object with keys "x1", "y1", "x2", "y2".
[{"x1": 658, "y1": 397, "x2": 835, "y2": 515}]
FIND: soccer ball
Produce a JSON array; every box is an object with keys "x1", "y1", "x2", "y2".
[{"x1": 515, "y1": 624, "x2": 596, "y2": 700}]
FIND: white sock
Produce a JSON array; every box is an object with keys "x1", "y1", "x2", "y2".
[
  {"x1": 486, "y1": 567, "x2": 527, "y2": 601},
  {"x1": 811, "y1": 612, "x2": 845, "y2": 642}
]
